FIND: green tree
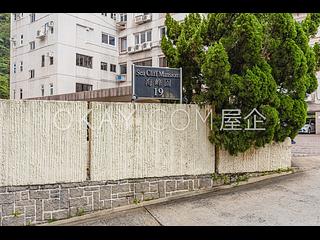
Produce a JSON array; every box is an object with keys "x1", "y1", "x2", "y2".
[
  {"x1": 0, "y1": 13, "x2": 10, "y2": 99},
  {"x1": 162, "y1": 13, "x2": 320, "y2": 156}
]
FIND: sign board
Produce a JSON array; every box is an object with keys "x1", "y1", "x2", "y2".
[{"x1": 132, "y1": 65, "x2": 182, "y2": 103}]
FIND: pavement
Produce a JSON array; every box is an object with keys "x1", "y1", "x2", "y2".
[
  {"x1": 292, "y1": 134, "x2": 320, "y2": 157},
  {"x1": 48, "y1": 134, "x2": 320, "y2": 226}
]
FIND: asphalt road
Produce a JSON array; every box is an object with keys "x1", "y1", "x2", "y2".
[{"x1": 63, "y1": 135, "x2": 320, "y2": 226}]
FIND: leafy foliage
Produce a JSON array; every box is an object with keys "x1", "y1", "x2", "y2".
[
  {"x1": 162, "y1": 13, "x2": 320, "y2": 155},
  {"x1": 0, "y1": 13, "x2": 10, "y2": 99}
]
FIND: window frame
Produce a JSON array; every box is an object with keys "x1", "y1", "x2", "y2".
[
  {"x1": 13, "y1": 63, "x2": 17, "y2": 73},
  {"x1": 30, "y1": 13, "x2": 36, "y2": 23},
  {"x1": 29, "y1": 41, "x2": 35, "y2": 50},
  {"x1": 76, "y1": 83, "x2": 93, "y2": 92},
  {"x1": 120, "y1": 63, "x2": 127, "y2": 75},
  {"x1": 41, "y1": 84, "x2": 45, "y2": 97},
  {"x1": 101, "y1": 62, "x2": 108, "y2": 71},
  {"x1": 29, "y1": 69, "x2": 35, "y2": 79},
  {"x1": 76, "y1": 53, "x2": 93, "y2": 69},
  {"x1": 134, "y1": 30, "x2": 152, "y2": 45},
  {"x1": 110, "y1": 64, "x2": 116, "y2": 73},
  {"x1": 41, "y1": 55, "x2": 45, "y2": 67},
  {"x1": 49, "y1": 83, "x2": 54, "y2": 96},
  {"x1": 120, "y1": 36, "x2": 127, "y2": 52},
  {"x1": 102, "y1": 32, "x2": 116, "y2": 47}
]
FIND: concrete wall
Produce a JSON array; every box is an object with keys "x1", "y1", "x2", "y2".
[
  {"x1": 218, "y1": 138, "x2": 292, "y2": 174},
  {"x1": 0, "y1": 100, "x2": 88, "y2": 186},
  {"x1": 0, "y1": 100, "x2": 292, "y2": 186},
  {"x1": 90, "y1": 103, "x2": 215, "y2": 180}
]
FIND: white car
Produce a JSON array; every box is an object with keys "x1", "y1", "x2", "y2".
[{"x1": 299, "y1": 123, "x2": 315, "y2": 134}]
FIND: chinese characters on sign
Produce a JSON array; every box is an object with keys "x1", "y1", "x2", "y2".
[
  {"x1": 220, "y1": 108, "x2": 266, "y2": 131},
  {"x1": 133, "y1": 65, "x2": 182, "y2": 102}
]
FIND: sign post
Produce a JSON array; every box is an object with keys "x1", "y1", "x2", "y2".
[{"x1": 132, "y1": 65, "x2": 182, "y2": 103}]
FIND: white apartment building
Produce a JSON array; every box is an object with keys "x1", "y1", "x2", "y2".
[
  {"x1": 293, "y1": 13, "x2": 320, "y2": 105},
  {"x1": 10, "y1": 13, "x2": 187, "y2": 99}
]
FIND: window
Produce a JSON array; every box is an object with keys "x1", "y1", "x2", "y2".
[
  {"x1": 76, "y1": 83, "x2": 93, "y2": 92},
  {"x1": 134, "y1": 30, "x2": 152, "y2": 45},
  {"x1": 159, "y1": 26, "x2": 166, "y2": 39},
  {"x1": 29, "y1": 41, "x2": 35, "y2": 50},
  {"x1": 20, "y1": 89, "x2": 23, "y2": 99},
  {"x1": 29, "y1": 69, "x2": 35, "y2": 79},
  {"x1": 41, "y1": 55, "x2": 45, "y2": 67},
  {"x1": 101, "y1": 62, "x2": 108, "y2": 71},
  {"x1": 110, "y1": 64, "x2": 116, "y2": 72},
  {"x1": 12, "y1": 38, "x2": 17, "y2": 48},
  {"x1": 102, "y1": 33, "x2": 108, "y2": 44},
  {"x1": 13, "y1": 63, "x2": 16, "y2": 73},
  {"x1": 110, "y1": 13, "x2": 116, "y2": 20},
  {"x1": 20, "y1": 61, "x2": 23, "y2": 72},
  {"x1": 119, "y1": 13, "x2": 127, "y2": 22},
  {"x1": 13, "y1": 90, "x2": 16, "y2": 99},
  {"x1": 109, "y1": 35, "x2": 115, "y2": 46},
  {"x1": 49, "y1": 83, "x2": 54, "y2": 96},
  {"x1": 30, "y1": 13, "x2": 35, "y2": 23},
  {"x1": 102, "y1": 33, "x2": 116, "y2": 46},
  {"x1": 120, "y1": 63, "x2": 127, "y2": 74},
  {"x1": 120, "y1": 37, "x2": 127, "y2": 52},
  {"x1": 20, "y1": 35, "x2": 23, "y2": 45},
  {"x1": 135, "y1": 59, "x2": 152, "y2": 66},
  {"x1": 159, "y1": 57, "x2": 167, "y2": 67},
  {"x1": 101, "y1": 13, "x2": 107, "y2": 17},
  {"x1": 135, "y1": 34, "x2": 139, "y2": 45},
  {"x1": 41, "y1": 85, "x2": 44, "y2": 97},
  {"x1": 147, "y1": 31, "x2": 152, "y2": 42},
  {"x1": 76, "y1": 53, "x2": 93, "y2": 69},
  {"x1": 50, "y1": 27, "x2": 54, "y2": 34},
  {"x1": 49, "y1": 57, "x2": 54, "y2": 65}
]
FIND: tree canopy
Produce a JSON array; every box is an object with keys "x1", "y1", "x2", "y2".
[
  {"x1": 162, "y1": 13, "x2": 320, "y2": 155},
  {"x1": 0, "y1": 13, "x2": 10, "y2": 99}
]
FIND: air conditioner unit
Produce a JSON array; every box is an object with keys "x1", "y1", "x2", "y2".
[
  {"x1": 142, "y1": 14, "x2": 152, "y2": 22},
  {"x1": 142, "y1": 42, "x2": 152, "y2": 50},
  {"x1": 48, "y1": 21, "x2": 54, "y2": 28},
  {"x1": 116, "y1": 75, "x2": 126, "y2": 82},
  {"x1": 36, "y1": 29, "x2": 46, "y2": 39},
  {"x1": 134, "y1": 44, "x2": 142, "y2": 52},
  {"x1": 128, "y1": 46, "x2": 135, "y2": 54},
  {"x1": 134, "y1": 15, "x2": 144, "y2": 24}
]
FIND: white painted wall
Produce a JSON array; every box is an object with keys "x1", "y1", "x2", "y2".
[
  {"x1": 0, "y1": 101, "x2": 292, "y2": 186},
  {"x1": 90, "y1": 103, "x2": 215, "y2": 180},
  {"x1": 0, "y1": 100, "x2": 88, "y2": 186},
  {"x1": 218, "y1": 138, "x2": 292, "y2": 174}
]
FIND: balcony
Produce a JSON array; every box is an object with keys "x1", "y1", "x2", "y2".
[{"x1": 116, "y1": 15, "x2": 127, "y2": 30}]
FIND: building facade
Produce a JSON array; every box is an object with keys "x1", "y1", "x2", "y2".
[
  {"x1": 293, "y1": 13, "x2": 320, "y2": 134},
  {"x1": 9, "y1": 13, "x2": 187, "y2": 99}
]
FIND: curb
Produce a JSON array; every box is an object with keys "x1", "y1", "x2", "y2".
[{"x1": 40, "y1": 169, "x2": 299, "y2": 226}]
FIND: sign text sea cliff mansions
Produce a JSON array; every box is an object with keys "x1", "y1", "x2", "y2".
[{"x1": 132, "y1": 65, "x2": 182, "y2": 102}]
